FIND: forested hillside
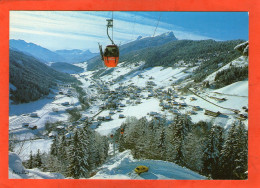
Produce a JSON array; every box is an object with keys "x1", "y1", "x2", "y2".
[
  {"x1": 87, "y1": 31, "x2": 178, "y2": 70},
  {"x1": 50, "y1": 62, "x2": 84, "y2": 74},
  {"x1": 88, "y1": 39, "x2": 243, "y2": 75},
  {"x1": 9, "y1": 50, "x2": 79, "y2": 103}
]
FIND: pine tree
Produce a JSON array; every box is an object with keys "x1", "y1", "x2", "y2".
[
  {"x1": 57, "y1": 135, "x2": 69, "y2": 175},
  {"x1": 202, "y1": 125, "x2": 224, "y2": 178},
  {"x1": 183, "y1": 132, "x2": 204, "y2": 172},
  {"x1": 95, "y1": 135, "x2": 109, "y2": 165},
  {"x1": 81, "y1": 126, "x2": 94, "y2": 170},
  {"x1": 233, "y1": 121, "x2": 248, "y2": 179},
  {"x1": 118, "y1": 131, "x2": 126, "y2": 152},
  {"x1": 35, "y1": 149, "x2": 42, "y2": 168},
  {"x1": 155, "y1": 126, "x2": 166, "y2": 160},
  {"x1": 67, "y1": 130, "x2": 89, "y2": 178},
  {"x1": 50, "y1": 136, "x2": 59, "y2": 156},
  {"x1": 220, "y1": 123, "x2": 236, "y2": 179},
  {"x1": 165, "y1": 122, "x2": 177, "y2": 162},
  {"x1": 132, "y1": 117, "x2": 151, "y2": 158},
  {"x1": 136, "y1": 119, "x2": 157, "y2": 159},
  {"x1": 172, "y1": 115, "x2": 188, "y2": 166},
  {"x1": 220, "y1": 121, "x2": 248, "y2": 179},
  {"x1": 124, "y1": 117, "x2": 140, "y2": 151},
  {"x1": 57, "y1": 135, "x2": 68, "y2": 160},
  {"x1": 27, "y1": 151, "x2": 34, "y2": 169}
]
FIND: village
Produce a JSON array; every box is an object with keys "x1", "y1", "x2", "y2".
[{"x1": 9, "y1": 63, "x2": 248, "y2": 153}]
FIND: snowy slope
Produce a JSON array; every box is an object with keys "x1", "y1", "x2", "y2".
[
  {"x1": 214, "y1": 80, "x2": 248, "y2": 97},
  {"x1": 91, "y1": 150, "x2": 205, "y2": 180},
  {"x1": 177, "y1": 80, "x2": 248, "y2": 128},
  {"x1": 74, "y1": 62, "x2": 88, "y2": 71},
  {"x1": 101, "y1": 64, "x2": 190, "y2": 89},
  {"x1": 9, "y1": 152, "x2": 64, "y2": 179},
  {"x1": 9, "y1": 90, "x2": 79, "y2": 131},
  {"x1": 204, "y1": 56, "x2": 248, "y2": 83}
]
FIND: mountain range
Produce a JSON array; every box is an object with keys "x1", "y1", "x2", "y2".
[
  {"x1": 87, "y1": 31, "x2": 178, "y2": 70},
  {"x1": 9, "y1": 31, "x2": 177, "y2": 65},
  {"x1": 9, "y1": 39, "x2": 98, "y2": 64},
  {"x1": 9, "y1": 31, "x2": 246, "y2": 103},
  {"x1": 87, "y1": 37, "x2": 243, "y2": 72}
]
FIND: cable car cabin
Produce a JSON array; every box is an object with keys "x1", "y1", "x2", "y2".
[
  {"x1": 103, "y1": 45, "x2": 119, "y2": 67},
  {"x1": 98, "y1": 18, "x2": 119, "y2": 67}
]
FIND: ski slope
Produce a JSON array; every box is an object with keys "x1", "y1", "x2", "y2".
[{"x1": 91, "y1": 150, "x2": 206, "y2": 180}]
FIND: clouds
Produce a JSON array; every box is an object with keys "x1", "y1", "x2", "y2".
[{"x1": 10, "y1": 11, "x2": 216, "y2": 52}]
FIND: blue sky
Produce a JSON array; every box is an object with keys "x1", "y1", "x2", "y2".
[{"x1": 10, "y1": 11, "x2": 248, "y2": 52}]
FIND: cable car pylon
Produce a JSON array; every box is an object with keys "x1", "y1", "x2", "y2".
[{"x1": 98, "y1": 16, "x2": 119, "y2": 68}]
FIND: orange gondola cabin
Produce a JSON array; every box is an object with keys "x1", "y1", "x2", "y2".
[
  {"x1": 103, "y1": 45, "x2": 119, "y2": 67},
  {"x1": 99, "y1": 18, "x2": 119, "y2": 68}
]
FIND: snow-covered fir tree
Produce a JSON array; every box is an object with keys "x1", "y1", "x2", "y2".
[
  {"x1": 202, "y1": 125, "x2": 224, "y2": 178},
  {"x1": 27, "y1": 151, "x2": 34, "y2": 169},
  {"x1": 220, "y1": 121, "x2": 248, "y2": 179},
  {"x1": 67, "y1": 130, "x2": 89, "y2": 178},
  {"x1": 35, "y1": 149, "x2": 43, "y2": 168},
  {"x1": 50, "y1": 136, "x2": 59, "y2": 156},
  {"x1": 155, "y1": 126, "x2": 167, "y2": 160},
  {"x1": 172, "y1": 115, "x2": 190, "y2": 166},
  {"x1": 57, "y1": 135, "x2": 69, "y2": 175}
]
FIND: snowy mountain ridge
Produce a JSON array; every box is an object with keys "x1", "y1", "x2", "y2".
[{"x1": 9, "y1": 39, "x2": 98, "y2": 64}]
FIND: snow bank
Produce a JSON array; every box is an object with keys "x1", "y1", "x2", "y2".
[
  {"x1": 91, "y1": 150, "x2": 205, "y2": 180},
  {"x1": 9, "y1": 152, "x2": 64, "y2": 179}
]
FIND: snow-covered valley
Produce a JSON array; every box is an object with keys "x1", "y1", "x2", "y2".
[{"x1": 9, "y1": 55, "x2": 248, "y2": 179}]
